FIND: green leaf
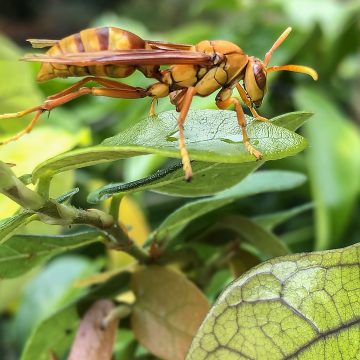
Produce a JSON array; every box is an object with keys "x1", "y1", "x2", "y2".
[
  {"x1": 102, "y1": 110, "x2": 307, "y2": 162},
  {"x1": 0, "y1": 269, "x2": 38, "y2": 312},
  {"x1": 151, "y1": 170, "x2": 306, "y2": 244},
  {"x1": 32, "y1": 111, "x2": 311, "y2": 182},
  {"x1": 214, "y1": 215, "x2": 290, "y2": 258},
  {"x1": 186, "y1": 242, "x2": 360, "y2": 360},
  {"x1": 14, "y1": 256, "x2": 97, "y2": 347},
  {"x1": 295, "y1": 87, "x2": 360, "y2": 249},
  {"x1": 0, "y1": 211, "x2": 36, "y2": 245},
  {"x1": 0, "y1": 34, "x2": 42, "y2": 134},
  {"x1": 253, "y1": 203, "x2": 313, "y2": 231},
  {"x1": 88, "y1": 161, "x2": 263, "y2": 202},
  {"x1": 0, "y1": 231, "x2": 102, "y2": 278},
  {"x1": 20, "y1": 271, "x2": 130, "y2": 360},
  {"x1": 87, "y1": 111, "x2": 312, "y2": 201}
]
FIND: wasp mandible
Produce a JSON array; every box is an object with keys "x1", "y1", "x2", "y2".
[{"x1": 0, "y1": 26, "x2": 317, "y2": 180}]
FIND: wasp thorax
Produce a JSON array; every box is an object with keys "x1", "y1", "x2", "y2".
[{"x1": 244, "y1": 57, "x2": 267, "y2": 108}]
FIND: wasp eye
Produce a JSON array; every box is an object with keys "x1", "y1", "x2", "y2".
[{"x1": 253, "y1": 63, "x2": 266, "y2": 90}]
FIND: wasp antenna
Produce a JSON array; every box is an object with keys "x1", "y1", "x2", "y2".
[
  {"x1": 267, "y1": 64, "x2": 318, "y2": 80},
  {"x1": 264, "y1": 27, "x2": 292, "y2": 66}
]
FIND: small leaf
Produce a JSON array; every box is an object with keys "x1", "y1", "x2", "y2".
[
  {"x1": 14, "y1": 256, "x2": 99, "y2": 347},
  {"x1": 68, "y1": 300, "x2": 118, "y2": 360},
  {"x1": 32, "y1": 111, "x2": 311, "y2": 182},
  {"x1": 131, "y1": 265, "x2": 209, "y2": 360},
  {"x1": 186, "y1": 243, "x2": 360, "y2": 360},
  {"x1": 151, "y1": 170, "x2": 306, "y2": 244},
  {"x1": 0, "y1": 231, "x2": 102, "y2": 278},
  {"x1": 229, "y1": 249, "x2": 260, "y2": 278},
  {"x1": 215, "y1": 215, "x2": 290, "y2": 258},
  {"x1": 88, "y1": 161, "x2": 262, "y2": 202},
  {"x1": 253, "y1": 203, "x2": 313, "y2": 231},
  {"x1": 0, "y1": 211, "x2": 36, "y2": 245},
  {"x1": 20, "y1": 272, "x2": 130, "y2": 360},
  {"x1": 56, "y1": 187, "x2": 79, "y2": 203},
  {"x1": 21, "y1": 294, "x2": 79, "y2": 360}
]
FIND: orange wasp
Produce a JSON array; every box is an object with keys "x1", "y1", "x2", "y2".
[{"x1": 0, "y1": 26, "x2": 317, "y2": 180}]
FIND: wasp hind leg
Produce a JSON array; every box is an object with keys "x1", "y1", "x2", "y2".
[{"x1": 0, "y1": 79, "x2": 148, "y2": 145}]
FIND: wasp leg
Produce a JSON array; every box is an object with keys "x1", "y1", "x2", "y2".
[
  {"x1": 149, "y1": 97, "x2": 157, "y2": 116},
  {"x1": 176, "y1": 87, "x2": 197, "y2": 181},
  {"x1": 235, "y1": 84, "x2": 268, "y2": 122},
  {"x1": 169, "y1": 89, "x2": 187, "y2": 112},
  {"x1": 216, "y1": 97, "x2": 263, "y2": 160},
  {"x1": 47, "y1": 76, "x2": 141, "y2": 100},
  {"x1": 0, "y1": 109, "x2": 44, "y2": 145},
  {"x1": 146, "y1": 82, "x2": 170, "y2": 116},
  {"x1": 0, "y1": 81, "x2": 148, "y2": 145}
]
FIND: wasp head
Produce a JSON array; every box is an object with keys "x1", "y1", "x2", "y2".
[
  {"x1": 243, "y1": 27, "x2": 319, "y2": 108},
  {"x1": 243, "y1": 57, "x2": 267, "y2": 108}
]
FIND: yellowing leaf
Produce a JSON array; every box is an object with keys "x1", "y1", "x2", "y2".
[
  {"x1": 131, "y1": 265, "x2": 210, "y2": 360},
  {"x1": 108, "y1": 195, "x2": 150, "y2": 269},
  {"x1": 186, "y1": 243, "x2": 360, "y2": 360},
  {"x1": 0, "y1": 128, "x2": 84, "y2": 219},
  {"x1": 68, "y1": 300, "x2": 118, "y2": 360}
]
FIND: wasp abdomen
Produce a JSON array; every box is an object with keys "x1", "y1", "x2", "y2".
[{"x1": 37, "y1": 27, "x2": 147, "y2": 81}]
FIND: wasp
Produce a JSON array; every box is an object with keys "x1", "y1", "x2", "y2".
[{"x1": 0, "y1": 26, "x2": 317, "y2": 180}]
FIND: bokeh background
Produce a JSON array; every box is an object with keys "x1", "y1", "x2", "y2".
[{"x1": 0, "y1": 0, "x2": 359, "y2": 358}]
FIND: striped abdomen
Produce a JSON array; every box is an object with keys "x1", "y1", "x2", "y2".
[{"x1": 37, "y1": 27, "x2": 148, "y2": 81}]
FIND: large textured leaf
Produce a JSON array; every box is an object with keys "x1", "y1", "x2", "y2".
[
  {"x1": 32, "y1": 111, "x2": 310, "y2": 182},
  {"x1": 186, "y1": 243, "x2": 360, "y2": 360}
]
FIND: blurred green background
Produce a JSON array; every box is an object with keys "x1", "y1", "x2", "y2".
[{"x1": 0, "y1": 0, "x2": 359, "y2": 358}]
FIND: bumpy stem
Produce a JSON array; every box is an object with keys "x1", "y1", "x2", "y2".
[{"x1": 0, "y1": 161, "x2": 149, "y2": 263}]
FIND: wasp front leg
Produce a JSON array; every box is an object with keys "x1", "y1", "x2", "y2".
[
  {"x1": 235, "y1": 83, "x2": 268, "y2": 122},
  {"x1": 216, "y1": 88, "x2": 262, "y2": 160}
]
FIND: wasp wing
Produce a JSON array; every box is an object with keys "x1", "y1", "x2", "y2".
[
  {"x1": 22, "y1": 49, "x2": 214, "y2": 66},
  {"x1": 146, "y1": 40, "x2": 193, "y2": 51},
  {"x1": 27, "y1": 38, "x2": 192, "y2": 50},
  {"x1": 27, "y1": 39, "x2": 59, "y2": 48}
]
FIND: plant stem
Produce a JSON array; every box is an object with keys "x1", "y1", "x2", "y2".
[{"x1": 0, "y1": 161, "x2": 149, "y2": 263}]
